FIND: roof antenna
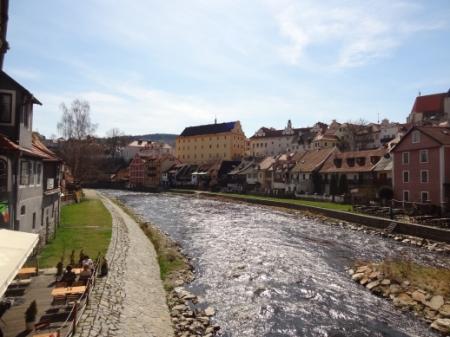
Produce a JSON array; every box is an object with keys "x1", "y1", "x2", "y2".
[
  {"x1": 377, "y1": 112, "x2": 380, "y2": 124},
  {"x1": 418, "y1": 90, "x2": 421, "y2": 96},
  {"x1": 214, "y1": 116, "x2": 217, "y2": 124}
]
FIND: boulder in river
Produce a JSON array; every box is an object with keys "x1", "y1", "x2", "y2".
[
  {"x1": 426, "y1": 295, "x2": 444, "y2": 311},
  {"x1": 411, "y1": 290, "x2": 427, "y2": 304},
  {"x1": 204, "y1": 307, "x2": 215, "y2": 316},
  {"x1": 439, "y1": 304, "x2": 450, "y2": 318},
  {"x1": 393, "y1": 293, "x2": 417, "y2": 307},
  {"x1": 366, "y1": 280, "x2": 380, "y2": 291},
  {"x1": 430, "y1": 318, "x2": 450, "y2": 333},
  {"x1": 351, "y1": 272, "x2": 365, "y2": 281}
]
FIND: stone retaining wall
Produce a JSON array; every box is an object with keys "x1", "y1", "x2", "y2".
[{"x1": 199, "y1": 193, "x2": 450, "y2": 244}]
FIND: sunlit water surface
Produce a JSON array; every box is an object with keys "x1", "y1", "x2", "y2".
[{"x1": 101, "y1": 190, "x2": 449, "y2": 337}]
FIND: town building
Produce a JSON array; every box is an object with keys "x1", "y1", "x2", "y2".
[
  {"x1": 392, "y1": 126, "x2": 450, "y2": 212},
  {"x1": 249, "y1": 120, "x2": 322, "y2": 157},
  {"x1": 128, "y1": 153, "x2": 177, "y2": 190},
  {"x1": 122, "y1": 139, "x2": 173, "y2": 162},
  {"x1": 176, "y1": 121, "x2": 246, "y2": 164},
  {"x1": 270, "y1": 152, "x2": 304, "y2": 195},
  {"x1": 289, "y1": 148, "x2": 336, "y2": 195},
  {"x1": 407, "y1": 90, "x2": 450, "y2": 126},
  {"x1": 320, "y1": 148, "x2": 386, "y2": 201},
  {"x1": 0, "y1": 70, "x2": 62, "y2": 244}
]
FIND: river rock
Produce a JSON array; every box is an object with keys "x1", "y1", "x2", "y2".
[
  {"x1": 393, "y1": 293, "x2": 416, "y2": 307},
  {"x1": 351, "y1": 272, "x2": 365, "y2": 281},
  {"x1": 426, "y1": 295, "x2": 444, "y2": 311},
  {"x1": 439, "y1": 304, "x2": 450, "y2": 317},
  {"x1": 424, "y1": 307, "x2": 438, "y2": 321},
  {"x1": 411, "y1": 290, "x2": 427, "y2": 304},
  {"x1": 389, "y1": 284, "x2": 402, "y2": 294},
  {"x1": 356, "y1": 265, "x2": 371, "y2": 274},
  {"x1": 360, "y1": 277, "x2": 369, "y2": 285},
  {"x1": 368, "y1": 271, "x2": 380, "y2": 280},
  {"x1": 366, "y1": 280, "x2": 380, "y2": 291},
  {"x1": 204, "y1": 307, "x2": 215, "y2": 316},
  {"x1": 381, "y1": 279, "x2": 391, "y2": 286},
  {"x1": 431, "y1": 318, "x2": 450, "y2": 333},
  {"x1": 348, "y1": 269, "x2": 355, "y2": 275}
]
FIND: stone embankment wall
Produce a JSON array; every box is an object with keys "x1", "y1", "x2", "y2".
[{"x1": 196, "y1": 193, "x2": 450, "y2": 244}]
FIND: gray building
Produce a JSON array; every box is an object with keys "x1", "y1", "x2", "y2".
[{"x1": 0, "y1": 71, "x2": 62, "y2": 245}]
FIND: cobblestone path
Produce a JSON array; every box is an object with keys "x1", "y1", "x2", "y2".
[{"x1": 75, "y1": 191, "x2": 174, "y2": 337}]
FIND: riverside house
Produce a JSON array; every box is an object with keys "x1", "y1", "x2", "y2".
[
  {"x1": 392, "y1": 126, "x2": 450, "y2": 213},
  {"x1": 288, "y1": 148, "x2": 336, "y2": 195},
  {"x1": 128, "y1": 153, "x2": 178, "y2": 190},
  {"x1": 319, "y1": 148, "x2": 386, "y2": 202},
  {"x1": 0, "y1": 70, "x2": 62, "y2": 244}
]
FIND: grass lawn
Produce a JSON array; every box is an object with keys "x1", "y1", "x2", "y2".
[
  {"x1": 38, "y1": 198, "x2": 112, "y2": 268},
  {"x1": 205, "y1": 192, "x2": 353, "y2": 212}
]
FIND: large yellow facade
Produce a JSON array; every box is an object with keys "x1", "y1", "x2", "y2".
[{"x1": 176, "y1": 121, "x2": 246, "y2": 164}]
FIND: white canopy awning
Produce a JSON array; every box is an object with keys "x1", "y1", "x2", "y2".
[{"x1": 0, "y1": 229, "x2": 39, "y2": 297}]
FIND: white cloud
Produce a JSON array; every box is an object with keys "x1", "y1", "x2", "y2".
[{"x1": 268, "y1": 0, "x2": 447, "y2": 69}]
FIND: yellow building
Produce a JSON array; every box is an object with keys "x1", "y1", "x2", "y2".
[{"x1": 176, "y1": 121, "x2": 246, "y2": 164}]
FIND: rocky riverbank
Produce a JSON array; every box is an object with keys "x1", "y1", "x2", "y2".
[
  {"x1": 349, "y1": 262, "x2": 450, "y2": 334},
  {"x1": 112, "y1": 199, "x2": 221, "y2": 337}
]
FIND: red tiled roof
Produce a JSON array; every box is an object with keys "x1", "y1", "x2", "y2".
[
  {"x1": 292, "y1": 148, "x2": 336, "y2": 173},
  {"x1": 320, "y1": 148, "x2": 386, "y2": 174},
  {"x1": 0, "y1": 133, "x2": 61, "y2": 161},
  {"x1": 411, "y1": 93, "x2": 447, "y2": 114},
  {"x1": 417, "y1": 126, "x2": 450, "y2": 145}
]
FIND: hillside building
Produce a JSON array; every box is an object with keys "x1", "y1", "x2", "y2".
[{"x1": 176, "y1": 121, "x2": 246, "y2": 164}]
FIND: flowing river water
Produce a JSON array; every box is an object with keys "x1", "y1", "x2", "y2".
[{"x1": 101, "y1": 190, "x2": 449, "y2": 337}]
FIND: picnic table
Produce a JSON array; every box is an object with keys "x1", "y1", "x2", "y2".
[
  {"x1": 18, "y1": 267, "x2": 37, "y2": 277},
  {"x1": 51, "y1": 286, "x2": 86, "y2": 297}
]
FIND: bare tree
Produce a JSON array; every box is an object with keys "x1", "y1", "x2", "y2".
[
  {"x1": 105, "y1": 128, "x2": 125, "y2": 159},
  {"x1": 57, "y1": 99, "x2": 97, "y2": 140},
  {"x1": 56, "y1": 99, "x2": 101, "y2": 183}
]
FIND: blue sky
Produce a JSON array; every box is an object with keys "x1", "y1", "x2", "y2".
[{"x1": 5, "y1": 0, "x2": 450, "y2": 137}]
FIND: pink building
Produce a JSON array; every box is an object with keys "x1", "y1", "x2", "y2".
[{"x1": 392, "y1": 126, "x2": 450, "y2": 212}]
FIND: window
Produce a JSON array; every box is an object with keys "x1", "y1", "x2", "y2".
[
  {"x1": 29, "y1": 162, "x2": 35, "y2": 185},
  {"x1": 0, "y1": 159, "x2": 7, "y2": 192},
  {"x1": 20, "y1": 205, "x2": 26, "y2": 215},
  {"x1": 32, "y1": 212, "x2": 36, "y2": 229},
  {"x1": 402, "y1": 152, "x2": 409, "y2": 165},
  {"x1": 420, "y1": 170, "x2": 429, "y2": 183},
  {"x1": 420, "y1": 150, "x2": 428, "y2": 163},
  {"x1": 403, "y1": 190, "x2": 409, "y2": 202},
  {"x1": 412, "y1": 130, "x2": 420, "y2": 143},
  {"x1": 22, "y1": 103, "x2": 32, "y2": 129},
  {"x1": 20, "y1": 160, "x2": 31, "y2": 186},
  {"x1": 403, "y1": 170, "x2": 409, "y2": 183},
  {"x1": 421, "y1": 191, "x2": 429, "y2": 202},
  {"x1": 0, "y1": 92, "x2": 13, "y2": 124}
]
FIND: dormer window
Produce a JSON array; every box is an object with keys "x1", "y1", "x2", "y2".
[
  {"x1": 0, "y1": 91, "x2": 14, "y2": 124},
  {"x1": 333, "y1": 158, "x2": 342, "y2": 168},
  {"x1": 346, "y1": 158, "x2": 355, "y2": 167},
  {"x1": 356, "y1": 157, "x2": 365, "y2": 166},
  {"x1": 370, "y1": 156, "x2": 380, "y2": 165}
]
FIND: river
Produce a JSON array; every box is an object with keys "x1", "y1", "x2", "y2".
[{"x1": 101, "y1": 190, "x2": 449, "y2": 337}]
